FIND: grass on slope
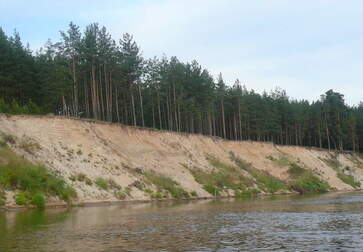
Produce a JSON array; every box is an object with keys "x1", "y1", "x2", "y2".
[
  {"x1": 145, "y1": 172, "x2": 190, "y2": 199},
  {"x1": 0, "y1": 141, "x2": 76, "y2": 208},
  {"x1": 230, "y1": 153, "x2": 286, "y2": 193}
]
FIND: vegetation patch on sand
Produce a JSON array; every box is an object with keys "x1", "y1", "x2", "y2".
[
  {"x1": 0, "y1": 143, "x2": 76, "y2": 208},
  {"x1": 231, "y1": 153, "x2": 286, "y2": 193},
  {"x1": 289, "y1": 173, "x2": 330, "y2": 194},
  {"x1": 145, "y1": 172, "x2": 190, "y2": 199},
  {"x1": 337, "y1": 173, "x2": 361, "y2": 188}
]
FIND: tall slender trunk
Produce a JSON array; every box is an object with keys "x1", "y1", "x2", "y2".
[
  {"x1": 130, "y1": 81, "x2": 136, "y2": 126},
  {"x1": 221, "y1": 96, "x2": 226, "y2": 139},
  {"x1": 72, "y1": 58, "x2": 78, "y2": 117},
  {"x1": 157, "y1": 91, "x2": 162, "y2": 129},
  {"x1": 138, "y1": 84, "x2": 145, "y2": 127},
  {"x1": 115, "y1": 86, "x2": 120, "y2": 123}
]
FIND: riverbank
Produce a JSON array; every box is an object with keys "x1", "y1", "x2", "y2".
[{"x1": 0, "y1": 114, "x2": 362, "y2": 209}]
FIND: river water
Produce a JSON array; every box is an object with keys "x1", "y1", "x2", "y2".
[{"x1": 1, "y1": 192, "x2": 363, "y2": 251}]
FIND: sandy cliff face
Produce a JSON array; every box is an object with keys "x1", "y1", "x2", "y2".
[{"x1": 1, "y1": 114, "x2": 362, "y2": 205}]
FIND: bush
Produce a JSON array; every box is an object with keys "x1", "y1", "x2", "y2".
[
  {"x1": 108, "y1": 179, "x2": 122, "y2": 190},
  {"x1": 77, "y1": 173, "x2": 86, "y2": 182},
  {"x1": 0, "y1": 190, "x2": 5, "y2": 206},
  {"x1": 145, "y1": 172, "x2": 190, "y2": 198},
  {"x1": 289, "y1": 173, "x2": 330, "y2": 194},
  {"x1": 2, "y1": 134, "x2": 16, "y2": 144},
  {"x1": 190, "y1": 191, "x2": 197, "y2": 197},
  {"x1": 235, "y1": 188, "x2": 260, "y2": 198},
  {"x1": 203, "y1": 184, "x2": 221, "y2": 196},
  {"x1": 0, "y1": 146, "x2": 77, "y2": 204},
  {"x1": 85, "y1": 178, "x2": 93, "y2": 186},
  {"x1": 255, "y1": 173, "x2": 286, "y2": 193},
  {"x1": 18, "y1": 138, "x2": 41, "y2": 154},
  {"x1": 0, "y1": 141, "x2": 7, "y2": 147},
  {"x1": 31, "y1": 193, "x2": 45, "y2": 209},
  {"x1": 337, "y1": 173, "x2": 361, "y2": 188},
  {"x1": 69, "y1": 175, "x2": 76, "y2": 181},
  {"x1": 95, "y1": 177, "x2": 109, "y2": 190},
  {"x1": 15, "y1": 192, "x2": 29, "y2": 205},
  {"x1": 288, "y1": 163, "x2": 306, "y2": 177},
  {"x1": 114, "y1": 191, "x2": 127, "y2": 200}
]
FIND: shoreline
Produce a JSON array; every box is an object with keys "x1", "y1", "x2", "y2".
[{"x1": 3, "y1": 189, "x2": 361, "y2": 211}]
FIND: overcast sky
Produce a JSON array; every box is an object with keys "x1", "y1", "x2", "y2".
[{"x1": 1, "y1": 0, "x2": 362, "y2": 105}]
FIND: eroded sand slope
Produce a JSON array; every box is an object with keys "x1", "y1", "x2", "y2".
[{"x1": 1, "y1": 114, "x2": 362, "y2": 205}]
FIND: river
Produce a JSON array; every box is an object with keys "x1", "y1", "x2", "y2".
[{"x1": 1, "y1": 192, "x2": 363, "y2": 251}]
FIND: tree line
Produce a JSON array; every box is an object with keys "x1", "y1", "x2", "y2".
[{"x1": 0, "y1": 22, "x2": 362, "y2": 152}]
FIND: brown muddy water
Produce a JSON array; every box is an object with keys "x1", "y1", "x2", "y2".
[{"x1": 1, "y1": 192, "x2": 363, "y2": 251}]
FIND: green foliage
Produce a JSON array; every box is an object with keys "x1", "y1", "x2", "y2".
[
  {"x1": 271, "y1": 156, "x2": 291, "y2": 167},
  {"x1": 15, "y1": 192, "x2": 28, "y2": 205},
  {"x1": 69, "y1": 175, "x2": 76, "y2": 181},
  {"x1": 289, "y1": 173, "x2": 330, "y2": 194},
  {"x1": 0, "y1": 140, "x2": 7, "y2": 147},
  {"x1": 77, "y1": 173, "x2": 86, "y2": 182},
  {"x1": 114, "y1": 191, "x2": 127, "y2": 200},
  {"x1": 322, "y1": 157, "x2": 341, "y2": 171},
  {"x1": 85, "y1": 178, "x2": 93, "y2": 186},
  {"x1": 234, "y1": 188, "x2": 260, "y2": 198},
  {"x1": 0, "y1": 189, "x2": 5, "y2": 206},
  {"x1": 145, "y1": 172, "x2": 189, "y2": 198},
  {"x1": 18, "y1": 138, "x2": 41, "y2": 154},
  {"x1": 95, "y1": 178, "x2": 109, "y2": 190},
  {"x1": 2, "y1": 134, "x2": 16, "y2": 145},
  {"x1": 203, "y1": 184, "x2": 221, "y2": 196},
  {"x1": 190, "y1": 191, "x2": 197, "y2": 197},
  {"x1": 231, "y1": 155, "x2": 286, "y2": 193},
  {"x1": 0, "y1": 99, "x2": 43, "y2": 115},
  {"x1": 31, "y1": 193, "x2": 45, "y2": 209},
  {"x1": 337, "y1": 173, "x2": 361, "y2": 188},
  {"x1": 108, "y1": 179, "x2": 122, "y2": 190},
  {"x1": 254, "y1": 172, "x2": 286, "y2": 193},
  {"x1": 288, "y1": 163, "x2": 306, "y2": 177},
  {"x1": 0, "y1": 146, "x2": 76, "y2": 204}
]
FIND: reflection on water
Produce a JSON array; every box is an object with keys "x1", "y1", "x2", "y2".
[{"x1": 1, "y1": 192, "x2": 363, "y2": 251}]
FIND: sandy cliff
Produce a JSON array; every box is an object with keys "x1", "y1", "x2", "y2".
[{"x1": 1, "y1": 114, "x2": 362, "y2": 206}]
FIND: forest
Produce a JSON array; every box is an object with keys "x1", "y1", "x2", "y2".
[{"x1": 0, "y1": 22, "x2": 362, "y2": 152}]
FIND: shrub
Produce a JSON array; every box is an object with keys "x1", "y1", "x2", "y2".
[
  {"x1": 69, "y1": 175, "x2": 76, "y2": 181},
  {"x1": 31, "y1": 193, "x2": 45, "y2": 209},
  {"x1": 337, "y1": 173, "x2": 361, "y2": 188},
  {"x1": 0, "y1": 146, "x2": 77, "y2": 204},
  {"x1": 145, "y1": 172, "x2": 189, "y2": 198},
  {"x1": 15, "y1": 192, "x2": 29, "y2": 205},
  {"x1": 289, "y1": 173, "x2": 330, "y2": 194},
  {"x1": 151, "y1": 192, "x2": 163, "y2": 199},
  {"x1": 114, "y1": 191, "x2": 127, "y2": 200},
  {"x1": 288, "y1": 163, "x2": 306, "y2": 177},
  {"x1": 95, "y1": 177, "x2": 109, "y2": 190},
  {"x1": 108, "y1": 179, "x2": 122, "y2": 190},
  {"x1": 18, "y1": 138, "x2": 41, "y2": 154},
  {"x1": 203, "y1": 184, "x2": 221, "y2": 196},
  {"x1": 0, "y1": 141, "x2": 7, "y2": 147},
  {"x1": 77, "y1": 173, "x2": 86, "y2": 182},
  {"x1": 255, "y1": 173, "x2": 286, "y2": 193},
  {"x1": 190, "y1": 191, "x2": 197, "y2": 197},
  {"x1": 2, "y1": 134, "x2": 16, "y2": 144},
  {"x1": 235, "y1": 188, "x2": 260, "y2": 198},
  {"x1": 85, "y1": 178, "x2": 93, "y2": 186},
  {"x1": 0, "y1": 190, "x2": 5, "y2": 206}
]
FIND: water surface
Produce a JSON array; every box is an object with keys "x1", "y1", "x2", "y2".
[{"x1": 1, "y1": 192, "x2": 363, "y2": 251}]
